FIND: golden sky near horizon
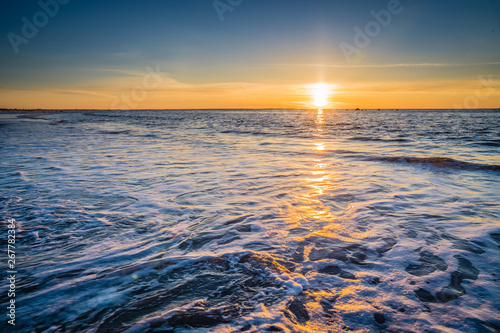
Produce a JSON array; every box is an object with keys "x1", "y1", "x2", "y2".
[
  {"x1": 1, "y1": 1, "x2": 499, "y2": 109},
  {"x1": 2, "y1": 73, "x2": 499, "y2": 110}
]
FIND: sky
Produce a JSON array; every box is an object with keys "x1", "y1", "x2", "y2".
[{"x1": 0, "y1": 0, "x2": 499, "y2": 109}]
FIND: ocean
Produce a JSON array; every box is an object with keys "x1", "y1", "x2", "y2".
[{"x1": 0, "y1": 109, "x2": 499, "y2": 332}]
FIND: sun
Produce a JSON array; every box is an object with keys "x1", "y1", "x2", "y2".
[{"x1": 310, "y1": 83, "x2": 332, "y2": 108}]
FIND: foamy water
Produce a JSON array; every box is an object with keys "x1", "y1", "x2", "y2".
[{"x1": 1, "y1": 109, "x2": 499, "y2": 332}]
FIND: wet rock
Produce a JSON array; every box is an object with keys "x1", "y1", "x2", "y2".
[
  {"x1": 406, "y1": 251, "x2": 448, "y2": 276},
  {"x1": 376, "y1": 238, "x2": 397, "y2": 256},
  {"x1": 436, "y1": 286, "x2": 463, "y2": 303},
  {"x1": 399, "y1": 308, "x2": 406, "y2": 313},
  {"x1": 455, "y1": 256, "x2": 479, "y2": 281},
  {"x1": 369, "y1": 277, "x2": 380, "y2": 285},
  {"x1": 308, "y1": 248, "x2": 330, "y2": 261},
  {"x1": 441, "y1": 233, "x2": 485, "y2": 254},
  {"x1": 351, "y1": 251, "x2": 366, "y2": 260},
  {"x1": 374, "y1": 313, "x2": 386, "y2": 324},
  {"x1": 348, "y1": 251, "x2": 367, "y2": 265},
  {"x1": 241, "y1": 324, "x2": 252, "y2": 331},
  {"x1": 309, "y1": 247, "x2": 349, "y2": 262},
  {"x1": 422, "y1": 251, "x2": 448, "y2": 270},
  {"x1": 292, "y1": 243, "x2": 306, "y2": 262},
  {"x1": 406, "y1": 230, "x2": 418, "y2": 238},
  {"x1": 320, "y1": 296, "x2": 338, "y2": 315},
  {"x1": 415, "y1": 288, "x2": 437, "y2": 303},
  {"x1": 436, "y1": 256, "x2": 479, "y2": 302},
  {"x1": 285, "y1": 297, "x2": 310, "y2": 325},
  {"x1": 327, "y1": 249, "x2": 349, "y2": 262},
  {"x1": 479, "y1": 321, "x2": 500, "y2": 333},
  {"x1": 267, "y1": 326, "x2": 282, "y2": 332},
  {"x1": 319, "y1": 265, "x2": 341, "y2": 275},
  {"x1": 276, "y1": 260, "x2": 296, "y2": 272},
  {"x1": 339, "y1": 271, "x2": 357, "y2": 280},
  {"x1": 490, "y1": 233, "x2": 500, "y2": 249},
  {"x1": 300, "y1": 267, "x2": 313, "y2": 275}
]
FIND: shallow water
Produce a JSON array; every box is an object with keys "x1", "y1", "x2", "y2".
[{"x1": 0, "y1": 109, "x2": 499, "y2": 332}]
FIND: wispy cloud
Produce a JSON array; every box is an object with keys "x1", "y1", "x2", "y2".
[
  {"x1": 338, "y1": 78, "x2": 500, "y2": 94},
  {"x1": 264, "y1": 62, "x2": 500, "y2": 69},
  {"x1": 49, "y1": 89, "x2": 117, "y2": 99}
]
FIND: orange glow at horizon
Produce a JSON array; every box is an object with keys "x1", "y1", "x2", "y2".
[{"x1": 1, "y1": 78, "x2": 498, "y2": 110}]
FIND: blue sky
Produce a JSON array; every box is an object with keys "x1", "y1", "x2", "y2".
[{"x1": 0, "y1": 0, "x2": 499, "y2": 108}]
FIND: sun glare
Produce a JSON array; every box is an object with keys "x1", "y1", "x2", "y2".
[{"x1": 310, "y1": 83, "x2": 332, "y2": 108}]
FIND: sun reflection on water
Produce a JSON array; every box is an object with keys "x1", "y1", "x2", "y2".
[
  {"x1": 286, "y1": 109, "x2": 337, "y2": 227},
  {"x1": 315, "y1": 109, "x2": 325, "y2": 149},
  {"x1": 315, "y1": 143, "x2": 325, "y2": 151}
]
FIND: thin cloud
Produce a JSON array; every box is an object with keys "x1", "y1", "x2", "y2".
[
  {"x1": 263, "y1": 62, "x2": 500, "y2": 69},
  {"x1": 49, "y1": 89, "x2": 117, "y2": 99},
  {"x1": 338, "y1": 79, "x2": 499, "y2": 94}
]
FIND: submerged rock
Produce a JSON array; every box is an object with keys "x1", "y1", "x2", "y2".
[
  {"x1": 319, "y1": 265, "x2": 341, "y2": 275},
  {"x1": 441, "y1": 233, "x2": 485, "y2": 254},
  {"x1": 374, "y1": 313, "x2": 386, "y2": 324},
  {"x1": 339, "y1": 271, "x2": 357, "y2": 280},
  {"x1": 437, "y1": 256, "x2": 479, "y2": 303},
  {"x1": 406, "y1": 251, "x2": 448, "y2": 276},
  {"x1": 490, "y1": 233, "x2": 500, "y2": 249},
  {"x1": 241, "y1": 324, "x2": 252, "y2": 331},
  {"x1": 479, "y1": 321, "x2": 500, "y2": 333},
  {"x1": 285, "y1": 297, "x2": 310, "y2": 325},
  {"x1": 436, "y1": 286, "x2": 463, "y2": 303},
  {"x1": 376, "y1": 238, "x2": 397, "y2": 256},
  {"x1": 415, "y1": 288, "x2": 437, "y2": 303}
]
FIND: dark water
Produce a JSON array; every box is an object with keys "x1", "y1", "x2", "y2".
[{"x1": 0, "y1": 109, "x2": 499, "y2": 332}]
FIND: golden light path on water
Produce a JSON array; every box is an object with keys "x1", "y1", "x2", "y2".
[
  {"x1": 283, "y1": 108, "x2": 362, "y2": 246},
  {"x1": 285, "y1": 109, "x2": 335, "y2": 226},
  {"x1": 282, "y1": 109, "x2": 378, "y2": 331}
]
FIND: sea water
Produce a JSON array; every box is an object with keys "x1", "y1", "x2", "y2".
[{"x1": 0, "y1": 109, "x2": 499, "y2": 332}]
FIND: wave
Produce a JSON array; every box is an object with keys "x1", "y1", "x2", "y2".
[
  {"x1": 476, "y1": 140, "x2": 500, "y2": 147},
  {"x1": 83, "y1": 252, "x2": 306, "y2": 332},
  {"x1": 219, "y1": 129, "x2": 279, "y2": 137},
  {"x1": 363, "y1": 155, "x2": 500, "y2": 172},
  {"x1": 99, "y1": 130, "x2": 131, "y2": 135},
  {"x1": 349, "y1": 136, "x2": 410, "y2": 143}
]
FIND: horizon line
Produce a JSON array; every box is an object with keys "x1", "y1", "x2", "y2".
[{"x1": 1, "y1": 108, "x2": 499, "y2": 111}]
